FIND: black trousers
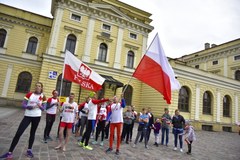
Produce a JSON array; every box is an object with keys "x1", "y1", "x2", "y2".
[
  {"x1": 44, "y1": 114, "x2": 56, "y2": 139},
  {"x1": 95, "y1": 120, "x2": 106, "y2": 141},
  {"x1": 81, "y1": 120, "x2": 95, "y2": 146},
  {"x1": 188, "y1": 141, "x2": 193, "y2": 153},
  {"x1": 9, "y1": 116, "x2": 41, "y2": 152},
  {"x1": 129, "y1": 121, "x2": 135, "y2": 140},
  {"x1": 121, "y1": 123, "x2": 131, "y2": 142},
  {"x1": 104, "y1": 122, "x2": 110, "y2": 139}
]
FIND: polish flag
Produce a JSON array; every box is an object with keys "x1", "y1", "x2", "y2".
[
  {"x1": 63, "y1": 50, "x2": 105, "y2": 91},
  {"x1": 133, "y1": 33, "x2": 180, "y2": 104}
]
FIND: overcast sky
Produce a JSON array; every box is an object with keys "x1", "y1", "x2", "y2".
[{"x1": 1, "y1": 0, "x2": 240, "y2": 58}]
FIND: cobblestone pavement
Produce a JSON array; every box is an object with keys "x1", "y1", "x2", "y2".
[{"x1": 0, "y1": 106, "x2": 240, "y2": 160}]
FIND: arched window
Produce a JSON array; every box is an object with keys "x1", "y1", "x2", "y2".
[
  {"x1": 203, "y1": 91, "x2": 212, "y2": 114},
  {"x1": 98, "y1": 43, "x2": 107, "y2": 62},
  {"x1": 235, "y1": 70, "x2": 240, "y2": 81},
  {"x1": 65, "y1": 34, "x2": 76, "y2": 54},
  {"x1": 223, "y1": 95, "x2": 231, "y2": 117},
  {"x1": 178, "y1": 86, "x2": 190, "y2": 112},
  {"x1": 15, "y1": 71, "x2": 32, "y2": 93},
  {"x1": 127, "y1": 51, "x2": 134, "y2": 68},
  {"x1": 26, "y1": 36, "x2": 38, "y2": 54},
  {"x1": 0, "y1": 29, "x2": 7, "y2": 47},
  {"x1": 123, "y1": 85, "x2": 133, "y2": 105},
  {"x1": 56, "y1": 74, "x2": 72, "y2": 97}
]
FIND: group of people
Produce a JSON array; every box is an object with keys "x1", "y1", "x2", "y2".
[{"x1": 0, "y1": 81, "x2": 196, "y2": 159}]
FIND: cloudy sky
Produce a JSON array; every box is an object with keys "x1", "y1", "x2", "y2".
[{"x1": 1, "y1": 0, "x2": 240, "y2": 58}]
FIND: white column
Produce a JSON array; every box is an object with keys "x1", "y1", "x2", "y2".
[
  {"x1": 142, "y1": 35, "x2": 147, "y2": 57},
  {"x1": 47, "y1": 7, "x2": 64, "y2": 55},
  {"x1": 1, "y1": 64, "x2": 13, "y2": 97},
  {"x1": 235, "y1": 94, "x2": 239, "y2": 124},
  {"x1": 82, "y1": 17, "x2": 95, "y2": 62},
  {"x1": 113, "y1": 27, "x2": 124, "y2": 69},
  {"x1": 195, "y1": 84, "x2": 200, "y2": 120},
  {"x1": 216, "y1": 90, "x2": 221, "y2": 122},
  {"x1": 223, "y1": 57, "x2": 228, "y2": 77}
]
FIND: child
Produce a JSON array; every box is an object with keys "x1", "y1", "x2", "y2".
[
  {"x1": 152, "y1": 118, "x2": 161, "y2": 147},
  {"x1": 184, "y1": 121, "x2": 196, "y2": 155}
]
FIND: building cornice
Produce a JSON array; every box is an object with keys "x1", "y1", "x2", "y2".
[
  {"x1": 0, "y1": 14, "x2": 51, "y2": 33},
  {"x1": 0, "y1": 53, "x2": 42, "y2": 67},
  {"x1": 53, "y1": 0, "x2": 153, "y2": 35}
]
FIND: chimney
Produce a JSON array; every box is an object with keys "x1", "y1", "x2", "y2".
[
  {"x1": 205, "y1": 43, "x2": 210, "y2": 49},
  {"x1": 211, "y1": 44, "x2": 217, "y2": 48}
]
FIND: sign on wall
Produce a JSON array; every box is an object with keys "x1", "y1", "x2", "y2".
[{"x1": 48, "y1": 71, "x2": 57, "y2": 79}]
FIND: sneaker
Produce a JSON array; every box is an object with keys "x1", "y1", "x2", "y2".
[
  {"x1": 115, "y1": 149, "x2": 120, "y2": 155},
  {"x1": 0, "y1": 152, "x2": 13, "y2": 159},
  {"x1": 91, "y1": 141, "x2": 98, "y2": 145},
  {"x1": 145, "y1": 145, "x2": 149, "y2": 149},
  {"x1": 42, "y1": 138, "x2": 47, "y2": 143},
  {"x1": 126, "y1": 141, "x2": 129, "y2": 144},
  {"x1": 25, "y1": 149, "x2": 34, "y2": 158},
  {"x1": 78, "y1": 142, "x2": 84, "y2": 147},
  {"x1": 132, "y1": 144, "x2": 136, "y2": 148},
  {"x1": 180, "y1": 149, "x2": 183, "y2": 152},
  {"x1": 173, "y1": 147, "x2": 177, "y2": 151},
  {"x1": 186, "y1": 152, "x2": 191, "y2": 155},
  {"x1": 100, "y1": 141, "x2": 104, "y2": 146},
  {"x1": 47, "y1": 136, "x2": 53, "y2": 141},
  {"x1": 83, "y1": 145, "x2": 93, "y2": 150},
  {"x1": 156, "y1": 143, "x2": 159, "y2": 147},
  {"x1": 105, "y1": 148, "x2": 113, "y2": 153}
]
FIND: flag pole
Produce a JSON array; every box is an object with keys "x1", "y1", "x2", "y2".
[{"x1": 59, "y1": 51, "x2": 67, "y2": 98}]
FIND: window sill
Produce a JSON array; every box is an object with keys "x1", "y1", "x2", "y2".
[
  {"x1": 22, "y1": 52, "x2": 37, "y2": 60},
  {"x1": 94, "y1": 59, "x2": 109, "y2": 67},
  {"x1": 0, "y1": 47, "x2": 7, "y2": 54},
  {"x1": 123, "y1": 66, "x2": 134, "y2": 72}
]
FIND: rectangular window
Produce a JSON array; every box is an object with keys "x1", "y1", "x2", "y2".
[
  {"x1": 130, "y1": 33, "x2": 137, "y2": 39},
  {"x1": 212, "y1": 60, "x2": 218, "y2": 65},
  {"x1": 222, "y1": 126, "x2": 232, "y2": 132},
  {"x1": 195, "y1": 65, "x2": 199, "y2": 69},
  {"x1": 102, "y1": 24, "x2": 111, "y2": 31},
  {"x1": 202, "y1": 125, "x2": 213, "y2": 131},
  {"x1": 234, "y1": 55, "x2": 240, "y2": 60},
  {"x1": 71, "y1": 14, "x2": 81, "y2": 21}
]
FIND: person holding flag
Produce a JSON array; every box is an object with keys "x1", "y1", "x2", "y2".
[{"x1": 105, "y1": 94, "x2": 126, "y2": 155}]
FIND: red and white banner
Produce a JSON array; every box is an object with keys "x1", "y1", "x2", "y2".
[
  {"x1": 63, "y1": 50, "x2": 105, "y2": 91},
  {"x1": 133, "y1": 33, "x2": 180, "y2": 104}
]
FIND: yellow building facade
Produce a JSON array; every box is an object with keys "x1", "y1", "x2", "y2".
[{"x1": 0, "y1": 0, "x2": 239, "y2": 132}]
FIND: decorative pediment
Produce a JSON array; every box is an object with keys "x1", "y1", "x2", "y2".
[{"x1": 89, "y1": 3, "x2": 130, "y2": 20}]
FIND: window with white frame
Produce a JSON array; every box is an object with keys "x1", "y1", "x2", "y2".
[
  {"x1": 98, "y1": 43, "x2": 108, "y2": 62},
  {"x1": 0, "y1": 29, "x2": 7, "y2": 48},
  {"x1": 26, "y1": 36, "x2": 38, "y2": 54},
  {"x1": 126, "y1": 51, "x2": 134, "y2": 68},
  {"x1": 212, "y1": 60, "x2": 218, "y2": 65},
  {"x1": 234, "y1": 55, "x2": 240, "y2": 61},
  {"x1": 130, "y1": 33, "x2": 137, "y2": 39},
  {"x1": 65, "y1": 34, "x2": 77, "y2": 54},
  {"x1": 102, "y1": 24, "x2": 111, "y2": 31},
  {"x1": 71, "y1": 14, "x2": 81, "y2": 22}
]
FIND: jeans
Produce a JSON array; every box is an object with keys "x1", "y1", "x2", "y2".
[{"x1": 161, "y1": 127, "x2": 169, "y2": 145}]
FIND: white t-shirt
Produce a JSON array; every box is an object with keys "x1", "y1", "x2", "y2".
[
  {"x1": 110, "y1": 103, "x2": 123, "y2": 123},
  {"x1": 61, "y1": 101, "x2": 78, "y2": 123},
  {"x1": 24, "y1": 92, "x2": 46, "y2": 117},
  {"x1": 87, "y1": 99, "x2": 98, "y2": 120},
  {"x1": 81, "y1": 103, "x2": 89, "y2": 117},
  {"x1": 98, "y1": 106, "x2": 107, "y2": 120},
  {"x1": 46, "y1": 97, "x2": 59, "y2": 115}
]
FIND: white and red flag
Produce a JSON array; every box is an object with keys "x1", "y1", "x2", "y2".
[
  {"x1": 63, "y1": 50, "x2": 105, "y2": 91},
  {"x1": 133, "y1": 33, "x2": 180, "y2": 104}
]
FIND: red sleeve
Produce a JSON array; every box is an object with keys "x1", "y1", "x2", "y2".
[
  {"x1": 47, "y1": 98, "x2": 52, "y2": 103},
  {"x1": 92, "y1": 99, "x2": 109, "y2": 104},
  {"x1": 78, "y1": 102, "x2": 85, "y2": 110},
  {"x1": 24, "y1": 92, "x2": 32, "y2": 100}
]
